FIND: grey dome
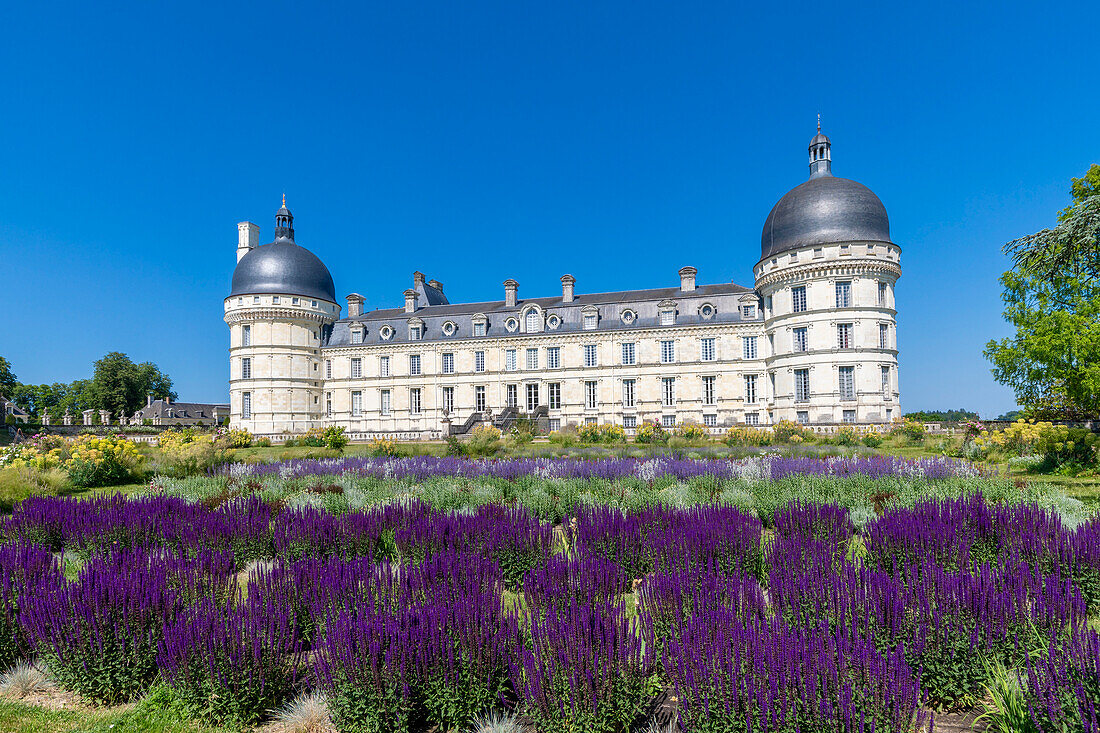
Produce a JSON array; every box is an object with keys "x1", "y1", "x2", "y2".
[
  {"x1": 230, "y1": 240, "x2": 336, "y2": 302},
  {"x1": 760, "y1": 175, "x2": 891, "y2": 259}
]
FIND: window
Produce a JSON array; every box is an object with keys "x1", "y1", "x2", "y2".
[
  {"x1": 325, "y1": 392, "x2": 332, "y2": 417},
  {"x1": 797, "y1": 410, "x2": 809, "y2": 424},
  {"x1": 621, "y1": 342, "x2": 636, "y2": 365},
  {"x1": 703, "y1": 375, "x2": 716, "y2": 406},
  {"x1": 662, "y1": 377, "x2": 676, "y2": 407},
  {"x1": 703, "y1": 414, "x2": 716, "y2": 427},
  {"x1": 835, "y1": 281, "x2": 851, "y2": 308},
  {"x1": 352, "y1": 391, "x2": 362, "y2": 417},
  {"x1": 879, "y1": 324, "x2": 889, "y2": 349},
  {"x1": 525, "y1": 310, "x2": 541, "y2": 332},
  {"x1": 380, "y1": 356, "x2": 390, "y2": 377},
  {"x1": 475, "y1": 351, "x2": 486, "y2": 372},
  {"x1": 241, "y1": 357, "x2": 251, "y2": 379},
  {"x1": 867, "y1": 244, "x2": 876, "y2": 255},
  {"x1": 843, "y1": 409, "x2": 856, "y2": 423},
  {"x1": 242, "y1": 392, "x2": 251, "y2": 419},
  {"x1": 442, "y1": 321, "x2": 456, "y2": 337},
  {"x1": 526, "y1": 348, "x2": 539, "y2": 370},
  {"x1": 351, "y1": 331, "x2": 364, "y2": 344},
  {"x1": 660, "y1": 340, "x2": 675, "y2": 363},
  {"x1": 742, "y1": 304, "x2": 757, "y2": 319},
  {"x1": 813, "y1": 247, "x2": 823, "y2": 259},
  {"x1": 242, "y1": 325, "x2": 251, "y2": 346},
  {"x1": 882, "y1": 366, "x2": 891, "y2": 399},
  {"x1": 742, "y1": 336, "x2": 757, "y2": 360},
  {"x1": 506, "y1": 384, "x2": 518, "y2": 408},
  {"x1": 548, "y1": 382, "x2": 561, "y2": 410},
  {"x1": 793, "y1": 327, "x2": 808, "y2": 352},
  {"x1": 548, "y1": 418, "x2": 561, "y2": 431},
  {"x1": 700, "y1": 338, "x2": 715, "y2": 362},
  {"x1": 505, "y1": 349, "x2": 517, "y2": 371},
  {"x1": 547, "y1": 347, "x2": 561, "y2": 369},
  {"x1": 744, "y1": 374, "x2": 757, "y2": 404},
  {"x1": 409, "y1": 354, "x2": 421, "y2": 376},
  {"x1": 475, "y1": 386, "x2": 486, "y2": 412},
  {"x1": 584, "y1": 344, "x2": 598, "y2": 367},
  {"x1": 253, "y1": 296, "x2": 260, "y2": 304},
  {"x1": 311, "y1": 300, "x2": 317, "y2": 308},
  {"x1": 790, "y1": 251, "x2": 798, "y2": 262},
  {"x1": 351, "y1": 358, "x2": 362, "y2": 378},
  {"x1": 473, "y1": 321, "x2": 487, "y2": 337},
  {"x1": 547, "y1": 314, "x2": 561, "y2": 329},
  {"x1": 380, "y1": 325, "x2": 393, "y2": 340},
  {"x1": 586, "y1": 417, "x2": 598, "y2": 426},
  {"x1": 272, "y1": 296, "x2": 280, "y2": 304},
  {"x1": 505, "y1": 318, "x2": 518, "y2": 332},
  {"x1": 792, "y1": 286, "x2": 807, "y2": 313},
  {"x1": 699, "y1": 304, "x2": 715, "y2": 320},
  {"x1": 795, "y1": 369, "x2": 810, "y2": 402},
  {"x1": 621, "y1": 309, "x2": 636, "y2": 325},
  {"x1": 886, "y1": 408, "x2": 893, "y2": 422},
  {"x1": 526, "y1": 383, "x2": 539, "y2": 411},
  {"x1": 622, "y1": 379, "x2": 636, "y2": 408},
  {"x1": 839, "y1": 366, "x2": 855, "y2": 401},
  {"x1": 585, "y1": 381, "x2": 598, "y2": 409},
  {"x1": 660, "y1": 309, "x2": 675, "y2": 326},
  {"x1": 325, "y1": 359, "x2": 332, "y2": 379},
  {"x1": 623, "y1": 415, "x2": 637, "y2": 428},
  {"x1": 410, "y1": 388, "x2": 422, "y2": 415},
  {"x1": 662, "y1": 414, "x2": 676, "y2": 428},
  {"x1": 442, "y1": 386, "x2": 454, "y2": 413},
  {"x1": 878, "y1": 282, "x2": 888, "y2": 307},
  {"x1": 442, "y1": 353, "x2": 455, "y2": 374},
  {"x1": 409, "y1": 325, "x2": 422, "y2": 341},
  {"x1": 840, "y1": 244, "x2": 851, "y2": 256},
  {"x1": 837, "y1": 323, "x2": 853, "y2": 349},
  {"x1": 583, "y1": 313, "x2": 598, "y2": 330},
  {"x1": 745, "y1": 412, "x2": 760, "y2": 426}
]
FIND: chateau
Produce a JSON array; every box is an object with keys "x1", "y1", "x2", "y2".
[{"x1": 224, "y1": 127, "x2": 901, "y2": 439}]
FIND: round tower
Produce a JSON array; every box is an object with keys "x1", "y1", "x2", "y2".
[
  {"x1": 224, "y1": 198, "x2": 339, "y2": 435},
  {"x1": 755, "y1": 123, "x2": 901, "y2": 426}
]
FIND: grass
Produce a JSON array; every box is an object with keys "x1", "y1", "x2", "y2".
[{"x1": 0, "y1": 697, "x2": 227, "y2": 733}]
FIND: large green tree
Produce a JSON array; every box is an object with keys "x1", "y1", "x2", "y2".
[
  {"x1": 0, "y1": 356, "x2": 16, "y2": 397},
  {"x1": 985, "y1": 165, "x2": 1100, "y2": 418},
  {"x1": 90, "y1": 352, "x2": 176, "y2": 416}
]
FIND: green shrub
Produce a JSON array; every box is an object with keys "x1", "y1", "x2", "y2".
[
  {"x1": 634, "y1": 421, "x2": 669, "y2": 445},
  {"x1": 444, "y1": 436, "x2": 468, "y2": 457},
  {"x1": 861, "y1": 430, "x2": 884, "y2": 448},
  {"x1": 255, "y1": 437, "x2": 272, "y2": 448},
  {"x1": 323, "y1": 426, "x2": 349, "y2": 451}
]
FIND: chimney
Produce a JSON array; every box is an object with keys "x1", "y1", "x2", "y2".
[
  {"x1": 147, "y1": 394, "x2": 153, "y2": 407},
  {"x1": 237, "y1": 222, "x2": 259, "y2": 263},
  {"x1": 561, "y1": 274, "x2": 576, "y2": 303},
  {"x1": 413, "y1": 271, "x2": 426, "y2": 288},
  {"x1": 503, "y1": 279, "x2": 519, "y2": 308},
  {"x1": 679, "y1": 266, "x2": 697, "y2": 293},
  {"x1": 346, "y1": 293, "x2": 364, "y2": 317},
  {"x1": 427, "y1": 279, "x2": 443, "y2": 292},
  {"x1": 404, "y1": 289, "x2": 418, "y2": 313}
]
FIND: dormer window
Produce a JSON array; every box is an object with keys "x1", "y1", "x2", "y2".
[
  {"x1": 409, "y1": 324, "x2": 422, "y2": 340},
  {"x1": 292, "y1": 297, "x2": 300, "y2": 305},
  {"x1": 524, "y1": 309, "x2": 542, "y2": 333},
  {"x1": 442, "y1": 321, "x2": 457, "y2": 337},
  {"x1": 272, "y1": 296, "x2": 280, "y2": 304},
  {"x1": 742, "y1": 304, "x2": 757, "y2": 319},
  {"x1": 620, "y1": 309, "x2": 637, "y2": 325},
  {"x1": 840, "y1": 244, "x2": 851, "y2": 256},
  {"x1": 658, "y1": 301, "x2": 676, "y2": 326},
  {"x1": 547, "y1": 314, "x2": 561, "y2": 330},
  {"x1": 505, "y1": 318, "x2": 518, "y2": 333},
  {"x1": 351, "y1": 330, "x2": 364, "y2": 344},
  {"x1": 583, "y1": 311, "x2": 598, "y2": 330},
  {"x1": 253, "y1": 296, "x2": 260, "y2": 304},
  {"x1": 472, "y1": 314, "x2": 488, "y2": 336},
  {"x1": 380, "y1": 325, "x2": 394, "y2": 341},
  {"x1": 699, "y1": 304, "x2": 715, "y2": 320}
]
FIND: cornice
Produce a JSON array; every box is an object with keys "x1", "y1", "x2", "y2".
[
  {"x1": 224, "y1": 308, "x2": 336, "y2": 325},
  {"x1": 755, "y1": 260, "x2": 902, "y2": 290}
]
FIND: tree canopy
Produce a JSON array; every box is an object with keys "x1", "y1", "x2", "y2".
[
  {"x1": 903, "y1": 409, "x2": 980, "y2": 422},
  {"x1": 985, "y1": 164, "x2": 1100, "y2": 418},
  {"x1": 0, "y1": 356, "x2": 16, "y2": 397}
]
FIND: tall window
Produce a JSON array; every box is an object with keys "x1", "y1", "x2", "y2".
[
  {"x1": 879, "y1": 324, "x2": 889, "y2": 349},
  {"x1": 548, "y1": 382, "x2": 561, "y2": 410},
  {"x1": 475, "y1": 351, "x2": 485, "y2": 372},
  {"x1": 744, "y1": 374, "x2": 757, "y2": 404},
  {"x1": 622, "y1": 379, "x2": 636, "y2": 408},
  {"x1": 837, "y1": 323, "x2": 853, "y2": 349},
  {"x1": 662, "y1": 377, "x2": 676, "y2": 407},
  {"x1": 409, "y1": 354, "x2": 421, "y2": 376},
  {"x1": 351, "y1": 391, "x2": 362, "y2": 417},
  {"x1": 380, "y1": 356, "x2": 390, "y2": 377},
  {"x1": 792, "y1": 286, "x2": 807, "y2": 313},
  {"x1": 585, "y1": 381, "x2": 598, "y2": 409},
  {"x1": 241, "y1": 325, "x2": 251, "y2": 346},
  {"x1": 525, "y1": 310, "x2": 541, "y2": 332},
  {"x1": 835, "y1": 281, "x2": 852, "y2": 308},
  {"x1": 242, "y1": 392, "x2": 251, "y2": 419},
  {"x1": 878, "y1": 282, "x2": 888, "y2": 307},
  {"x1": 325, "y1": 392, "x2": 332, "y2": 417},
  {"x1": 660, "y1": 340, "x2": 675, "y2": 364},
  {"x1": 526, "y1": 348, "x2": 539, "y2": 370},
  {"x1": 442, "y1": 353, "x2": 455, "y2": 374},
  {"x1": 793, "y1": 327, "x2": 808, "y2": 352},
  {"x1": 621, "y1": 342, "x2": 636, "y2": 365},
  {"x1": 526, "y1": 384, "x2": 539, "y2": 411},
  {"x1": 795, "y1": 369, "x2": 810, "y2": 402},
  {"x1": 409, "y1": 325, "x2": 422, "y2": 341},
  {"x1": 410, "y1": 388, "x2": 422, "y2": 415},
  {"x1": 583, "y1": 313, "x2": 598, "y2": 330},
  {"x1": 700, "y1": 338, "x2": 715, "y2": 362},
  {"x1": 351, "y1": 331, "x2": 364, "y2": 344},
  {"x1": 442, "y1": 386, "x2": 454, "y2": 413},
  {"x1": 881, "y1": 366, "x2": 891, "y2": 398},
  {"x1": 703, "y1": 375, "x2": 716, "y2": 406},
  {"x1": 584, "y1": 344, "x2": 598, "y2": 367},
  {"x1": 742, "y1": 336, "x2": 758, "y2": 360},
  {"x1": 473, "y1": 321, "x2": 487, "y2": 337},
  {"x1": 839, "y1": 366, "x2": 855, "y2": 401},
  {"x1": 241, "y1": 357, "x2": 251, "y2": 379},
  {"x1": 505, "y1": 349, "x2": 517, "y2": 371},
  {"x1": 547, "y1": 347, "x2": 561, "y2": 369},
  {"x1": 475, "y1": 386, "x2": 486, "y2": 412},
  {"x1": 506, "y1": 384, "x2": 518, "y2": 408},
  {"x1": 380, "y1": 390, "x2": 391, "y2": 416},
  {"x1": 351, "y1": 358, "x2": 362, "y2": 379},
  {"x1": 325, "y1": 359, "x2": 332, "y2": 379}
]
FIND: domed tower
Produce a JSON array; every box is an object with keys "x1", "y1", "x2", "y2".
[
  {"x1": 224, "y1": 198, "x2": 340, "y2": 435},
  {"x1": 755, "y1": 123, "x2": 901, "y2": 426}
]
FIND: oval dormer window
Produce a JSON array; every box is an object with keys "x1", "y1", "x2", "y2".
[
  {"x1": 442, "y1": 321, "x2": 456, "y2": 337},
  {"x1": 547, "y1": 314, "x2": 561, "y2": 330},
  {"x1": 505, "y1": 318, "x2": 518, "y2": 333},
  {"x1": 700, "y1": 303, "x2": 715, "y2": 320},
  {"x1": 380, "y1": 325, "x2": 394, "y2": 341}
]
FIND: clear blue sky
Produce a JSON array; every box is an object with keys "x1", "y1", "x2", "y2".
[{"x1": 1, "y1": 1, "x2": 1097, "y2": 418}]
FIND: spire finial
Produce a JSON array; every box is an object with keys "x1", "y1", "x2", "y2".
[
  {"x1": 282, "y1": 192, "x2": 286, "y2": 207},
  {"x1": 817, "y1": 113, "x2": 821, "y2": 133}
]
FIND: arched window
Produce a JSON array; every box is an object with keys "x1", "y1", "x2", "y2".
[{"x1": 525, "y1": 310, "x2": 541, "y2": 333}]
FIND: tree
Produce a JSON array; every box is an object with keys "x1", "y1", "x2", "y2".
[
  {"x1": 0, "y1": 356, "x2": 16, "y2": 396},
  {"x1": 902, "y1": 409, "x2": 980, "y2": 422},
  {"x1": 90, "y1": 352, "x2": 177, "y2": 416},
  {"x1": 985, "y1": 166, "x2": 1100, "y2": 418}
]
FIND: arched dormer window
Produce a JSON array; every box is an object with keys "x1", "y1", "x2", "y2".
[
  {"x1": 658, "y1": 300, "x2": 676, "y2": 326},
  {"x1": 522, "y1": 306, "x2": 543, "y2": 333},
  {"x1": 471, "y1": 313, "x2": 488, "y2": 337}
]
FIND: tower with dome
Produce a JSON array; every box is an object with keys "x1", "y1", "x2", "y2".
[{"x1": 226, "y1": 126, "x2": 900, "y2": 439}]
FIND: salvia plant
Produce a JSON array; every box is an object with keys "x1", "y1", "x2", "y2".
[{"x1": 0, "y1": 541, "x2": 61, "y2": 668}]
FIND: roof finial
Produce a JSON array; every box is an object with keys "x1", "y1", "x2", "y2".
[
  {"x1": 817, "y1": 113, "x2": 821, "y2": 133},
  {"x1": 282, "y1": 192, "x2": 286, "y2": 207}
]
